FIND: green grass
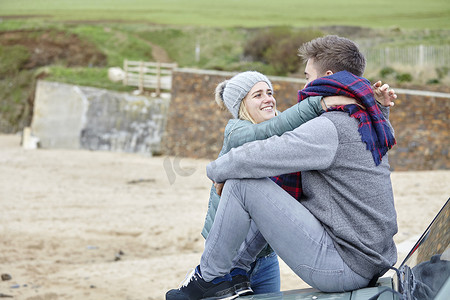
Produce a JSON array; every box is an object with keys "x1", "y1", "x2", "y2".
[
  {"x1": 0, "y1": 70, "x2": 34, "y2": 132},
  {"x1": 67, "y1": 25, "x2": 155, "y2": 66},
  {"x1": 0, "y1": 0, "x2": 449, "y2": 29},
  {"x1": 135, "y1": 27, "x2": 248, "y2": 69},
  {"x1": 43, "y1": 66, "x2": 134, "y2": 92},
  {"x1": 0, "y1": 44, "x2": 30, "y2": 76}
]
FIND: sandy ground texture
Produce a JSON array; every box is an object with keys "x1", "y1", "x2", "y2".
[{"x1": 0, "y1": 134, "x2": 449, "y2": 300}]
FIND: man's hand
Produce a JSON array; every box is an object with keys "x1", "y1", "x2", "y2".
[
  {"x1": 372, "y1": 81, "x2": 397, "y2": 107},
  {"x1": 214, "y1": 182, "x2": 224, "y2": 196}
]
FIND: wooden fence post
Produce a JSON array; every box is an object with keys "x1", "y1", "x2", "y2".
[
  {"x1": 156, "y1": 62, "x2": 161, "y2": 97},
  {"x1": 123, "y1": 59, "x2": 128, "y2": 86},
  {"x1": 139, "y1": 61, "x2": 144, "y2": 94},
  {"x1": 419, "y1": 45, "x2": 425, "y2": 67}
]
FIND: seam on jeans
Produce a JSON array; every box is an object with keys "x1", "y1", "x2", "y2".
[
  {"x1": 347, "y1": 264, "x2": 369, "y2": 290},
  {"x1": 248, "y1": 252, "x2": 277, "y2": 282},
  {"x1": 296, "y1": 264, "x2": 344, "y2": 275},
  {"x1": 249, "y1": 257, "x2": 261, "y2": 281},
  {"x1": 348, "y1": 268, "x2": 360, "y2": 290},
  {"x1": 202, "y1": 180, "x2": 239, "y2": 269},
  {"x1": 233, "y1": 228, "x2": 264, "y2": 269},
  {"x1": 249, "y1": 255, "x2": 280, "y2": 294},
  {"x1": 295, "y1": 264, "x2": 344, "y2": 292}
]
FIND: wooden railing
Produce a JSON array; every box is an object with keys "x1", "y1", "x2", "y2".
[{"x1": 123, "y1": 60, "x2": 178, "y2": 96}]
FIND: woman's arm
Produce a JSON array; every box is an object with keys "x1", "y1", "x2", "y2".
[
  {"x1": 225, "y1": 95, "x2": 359, "y2": 150},
  {"x1": 373, "y1": 81, "x2": 396, "y2": 136},
  {"x1": 225, "y1": 96, "x2": 324, "y2": 150}
]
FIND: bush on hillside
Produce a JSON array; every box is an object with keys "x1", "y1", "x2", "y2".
[
  {"x1": 243, "y1": 27, "x2": 323, "y2": 76},
  {"x1": 379, "y1": 67, "x2": 396, "y2": 78},
  {"x1": 427, "y1": 78, "x2": 440, "y2": 84},
  {"x1": 244, "y1": 27, "x2": 292, "y2": 62},
  {"x1": 396, "y1": 72, "x2": 413, "y2": 82}
]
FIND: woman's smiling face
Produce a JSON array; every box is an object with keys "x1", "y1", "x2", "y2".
[{"x1": 243, "y1": 81, "x2": 276, "y2": 124}]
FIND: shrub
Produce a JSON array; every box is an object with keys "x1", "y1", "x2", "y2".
[
  {"x1": 379, "y1": 67, "x2": 396, "y2": 78},
  {"x1": 396, "y1": 72, "x2": 413, "y2": 82},
  {"x1": 243, "y1": 26, "x2": 293, "y2": 63},
  {"x1": 426, "y1": 78, "x2": 440, "y2": 84},
  {"x1": 243, "y1": 27, "x2": 322, "y2": 75}
]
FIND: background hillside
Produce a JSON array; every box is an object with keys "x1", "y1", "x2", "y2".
[{"x1": 0, "y1": 0, "x2": 449, "y2": 133}]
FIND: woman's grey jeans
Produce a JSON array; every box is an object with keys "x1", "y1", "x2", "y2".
[{"x1": 200, "y1": 178, "x2": 370, "y2": 292}]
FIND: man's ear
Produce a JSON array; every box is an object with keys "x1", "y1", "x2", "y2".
[{"x1": 325, "y1": 70, "x2": 334, "y2": 76}]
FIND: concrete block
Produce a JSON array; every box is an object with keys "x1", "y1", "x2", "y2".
[
  {"x1": 31, "y1": 81, "x2": 88, "y2": 149},
  {"x1": 31, "y1": 81, "x2": 169, "y2": 155}
]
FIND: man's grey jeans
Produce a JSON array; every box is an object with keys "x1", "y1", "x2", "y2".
[{"x1": 200, "y1": 178, "x2": 370, "y2": 292}]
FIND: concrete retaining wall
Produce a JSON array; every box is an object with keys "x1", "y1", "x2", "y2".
[
  {"x1": 31, "y1": 81, "x2": 169, "y2": 155},
  {"x1": 162, "y1": 68, "x2": 450, "y2": 171}
]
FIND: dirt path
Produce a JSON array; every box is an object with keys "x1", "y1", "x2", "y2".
[
  {"x1": 105, "y1": 27, "x2": 172, "y2": 63},
  {"x1": 147, "y1": 40, "x2": 172, "y2": 63}
]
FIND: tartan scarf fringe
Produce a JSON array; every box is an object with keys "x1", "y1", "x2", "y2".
[{"x1": 298, "y1": 71, "x2": 396, "y2": 166}]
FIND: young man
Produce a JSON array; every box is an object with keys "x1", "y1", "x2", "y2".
[{"x1": 166, "y1": 35, "x2": 398, "y2": 300}]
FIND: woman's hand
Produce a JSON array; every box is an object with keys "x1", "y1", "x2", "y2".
[
  {"x1": 214, "y1": 182, "x2": 224, "y2": 196},
  {"x1": 322, "y1": 96, "x2": 365, "y2": 110},
  {"x1": 372, "y1": 81, "x2": 397, "y2": 107},
  {"x1": 322, "y1": 80, "x2": 397, "y2": 111}
]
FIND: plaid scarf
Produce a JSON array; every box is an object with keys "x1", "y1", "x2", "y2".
[
  {"x1": 271, "y1": 172, "x2": 302, "y2": 201},
  {"x1": 298, "y1": 71, "x2": 396, "y2": 166}
]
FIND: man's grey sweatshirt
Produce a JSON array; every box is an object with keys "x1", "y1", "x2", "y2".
[{"x1": 206, "y1": 111, "x2": 398, "y2": 280}]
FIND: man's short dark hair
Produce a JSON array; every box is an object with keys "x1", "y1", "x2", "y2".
[{"x1": 298, "y1": 35, "x2": 366, "y2": 77}]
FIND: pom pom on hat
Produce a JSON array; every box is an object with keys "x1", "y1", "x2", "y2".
[{"x1": 214, "y1": 80, "x2": 228, "y2": 111}]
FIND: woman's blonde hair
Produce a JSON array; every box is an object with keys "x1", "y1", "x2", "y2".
[{"x1": 238, "y1": 100, "x2": 257, "y2": 124}]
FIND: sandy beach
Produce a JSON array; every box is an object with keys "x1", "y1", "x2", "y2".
[{"x1": 0, "y1": 134, "x2": 448, "y2": 300}]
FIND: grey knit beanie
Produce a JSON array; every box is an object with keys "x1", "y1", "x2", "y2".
[{"x1": 215, "y1": 71, "x2": 273, "y2": 119}]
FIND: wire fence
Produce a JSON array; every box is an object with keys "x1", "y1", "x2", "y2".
[{"x1": 362, "y1": 45, "x2": 450, "y2": 68}]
